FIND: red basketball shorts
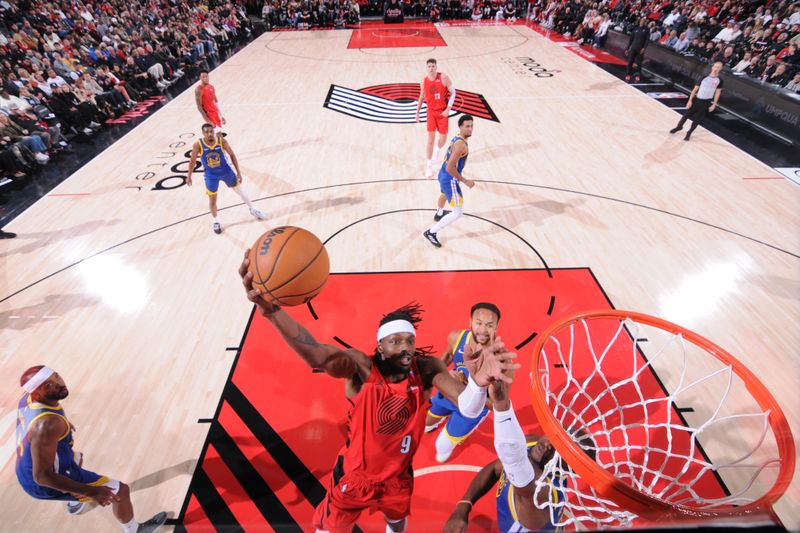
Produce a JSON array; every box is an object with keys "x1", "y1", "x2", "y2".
[
  {"x1": 426, "y1": 109, "x2": 449, "y2": 134},
  {"x1": 204, "y1": 107, "x2": 222, "y2": 128},
  {"x1": 312, "y1": 472, "x2": 413, "y2": 533}
]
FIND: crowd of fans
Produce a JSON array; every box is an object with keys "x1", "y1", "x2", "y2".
[
  {"x1": 528, "y1": 0, "x2": 800, "y2": 92},
  {"x1": 257, "y1": 0, "x2": 799, "y2": 92},
  {"x1": 0, "y1": 0, "x2": 254, "y2": 183},
  {"x1": 258, "y1": 0, "x2": 530, "y2": 28},
  {"x1": 260, "y1": 0, "x2": 363, "y2": 29}
]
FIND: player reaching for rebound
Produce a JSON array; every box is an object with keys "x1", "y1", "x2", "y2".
[
  {"x1": 423, "y1": 114, "x2": 475, "y2": 248},
  {"x1": 415, "y1": 58, "x2": 455, "y2": 182},
  {"x1": 425, "y1": 302, "x2": 501, "y2": 462},
  {"x1": 238, "y1": 257, "x2": 519, "y2": 533},
  {"x1": 443, "y1": 375, "x2": 596, "y2": 533},
  {"x1": 195, "y1": 70, "x2": 225, "y2": 132},
  {"x1": 15, "y1": 366, "x2": 166, "y2": 533},
  {"x1": 187, "y1": 123, "x2": 267, "y2": 234}
]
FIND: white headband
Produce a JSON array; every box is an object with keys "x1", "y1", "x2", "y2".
[
  {"x1": 22, "y1": 366, "x2": 55, "y2": 393},
  {"x1": 377, "y1": 320, "x2": 416, "y2": 342}
]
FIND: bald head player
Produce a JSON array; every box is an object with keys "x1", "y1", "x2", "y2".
[
  {"x1": 15, "y1": 366, "x2": 166, "y2": 532},
  {"x1": 239, "y1": 253, "x2": 519, "y2": 533}
]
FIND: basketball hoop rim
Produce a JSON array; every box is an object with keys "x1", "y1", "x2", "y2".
[{"x1": 529, "y1": 309, "x2": 796, "y2": 521}]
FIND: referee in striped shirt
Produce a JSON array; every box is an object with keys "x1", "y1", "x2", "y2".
[{"x1": 670, "y1": 61, "x2": 724, "y2": 141}]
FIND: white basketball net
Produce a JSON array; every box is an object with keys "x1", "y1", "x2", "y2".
[{"x1": 532, "y1": 316, "x2": 781, "y2": 529}]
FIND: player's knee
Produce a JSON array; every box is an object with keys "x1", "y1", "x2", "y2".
[{"x1": 452, "y1": 205, "x2": 463, "y2": 217}]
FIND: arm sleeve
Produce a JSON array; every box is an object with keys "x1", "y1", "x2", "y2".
[{"x1": 457, "y1": 375, "x2": 487, "y2": 418}]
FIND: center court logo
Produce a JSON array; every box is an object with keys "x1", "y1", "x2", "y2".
[{"x1": 324, "y1": 83, "x2": 500, "y2": 123}]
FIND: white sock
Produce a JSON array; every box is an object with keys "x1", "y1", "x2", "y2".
[
  {"x1": 435, "y1": 428, "x2": 457, "y2": 456},
  {"x1": 121, "y1": 518, "x2": 138, "y2": 533},
  {"x1": 436, "y1": 208, "x2": 444, "y2": 216},
  {"x1": 430, "y1": 205, "x2": 463, "y2": 234},
  {"x1": 233, "y1": 186, "x2": 253, "y2": 208},
  {"x1": 213, "y1": 216, "x2": 219, "y2": 224},
  {"x1": 385, "y1": 516, "x2": 407, "y2": 533}
]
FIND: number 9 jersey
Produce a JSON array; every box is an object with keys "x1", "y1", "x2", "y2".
[{"x1": 312, "y1": 357, "x2": 428, "y2": 532}]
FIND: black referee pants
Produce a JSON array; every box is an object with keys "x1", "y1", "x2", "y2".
[
  {"x1": 626, "y1": 47, "x2": 645, "y2": 76},
  {"x1": 676, "y1": 99, "x2": 713, "y2": 133}
]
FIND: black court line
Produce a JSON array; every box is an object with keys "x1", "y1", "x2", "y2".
[
  {"x1": 225, "y1": 383, "x2": 329, "y2": 507},
  {"x1": 186, "y1": 467, "x2": 241, "y2": 531},
  {"x1": 5, "y1": 176, "x2": 797, "y2": 304},
  {"x1": 197, "y1": 418, "x2": 214, "y2": 424},
  {"x1": 547, "y1": 295, "x2": 556, "y2": 316},
  {"x1": 174, "y1": 307, "x2": 256, "y2": 526},
  {"x1": 321, "y1": 208, "x2": 552, "y2": 277},
  {"x1": 307, "y1": 300, "x2": 319, "y2": 320},
  {"x1": 333, "y1": 336, "x2": 354, "y2": 349},
  {"x1": 515, "y1": 331, "x2": 538, "y2": 351},
  {"x1": 676, "y1": 406, "x2": 696, "y2": 414},
  {"x1": 226, "y1": 347, "x2": 239, "y2": 351},
  {"x1": 209, "y1": 422, "x2": 302, "y2": 532}
]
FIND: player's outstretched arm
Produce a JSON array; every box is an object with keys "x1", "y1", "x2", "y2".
[
  {"x1": 489, "y1": 378, "x2": 552, "y2": 530},
  {"x1": 239, "y1": 251, "x2": 371, "y2": 381},
  {"x1": 443, "y1": 459, "x2": 503, "y2": 533}
]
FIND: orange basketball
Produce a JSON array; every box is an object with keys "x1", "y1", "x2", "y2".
[{"x1": 247, "y1": 226, "x2": 330, "y2": 306}]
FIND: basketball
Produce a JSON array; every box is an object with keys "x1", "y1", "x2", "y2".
[{"x1": 247, "y1": 226, "x2": 330, "y2": 306}]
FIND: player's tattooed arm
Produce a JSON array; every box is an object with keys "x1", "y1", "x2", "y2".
[{"x1": 293, "y1": 322, "x2": 319, "y2": 347}]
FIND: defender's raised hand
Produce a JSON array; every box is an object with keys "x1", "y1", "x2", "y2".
[{"x1": 463, "y1": 337, "x2": 519, "y2": 386}]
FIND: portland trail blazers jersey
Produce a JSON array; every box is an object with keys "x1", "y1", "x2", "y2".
[{"x1": 337, "y1": 357, "x2": 428, "y2": 481}]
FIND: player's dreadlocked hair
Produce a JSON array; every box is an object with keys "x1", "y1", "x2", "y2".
[
  {"x1": 378, "y1": 301, "x2": 425, "y2": 328},
  {"x1": 375, "y1": 302, "x2": 434, "y2": 358}
]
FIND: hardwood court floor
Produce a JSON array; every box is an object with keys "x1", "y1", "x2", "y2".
[{"x1": 1, "y1": 22, "x2": 798, "y2": 531}]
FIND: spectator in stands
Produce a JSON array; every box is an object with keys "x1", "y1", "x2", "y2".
[
  {"x1": 764, "y1": 62, "x2": 791, "y2": 85},
  {"x1": 785, "y1": 72, "x2": 800, "y2": 91},
  {"x1": 431, "y1": 2, "x2": 442, "y2": 21},
  {"x1": 594, "y1": 13, "x2": 611, "y2": 48},
  {"x1": 673, "y1": 31, "x2": 691, "y2": 52},
  {"x1": 0, "y1": 113, "x2": 50, "y2": 163},
  {"x1": 732, "y1": 51, "x2": 754, "y2": 73},
  {"x1": 759, "y1": 54, "x2": 780, "y2": 80},
  {"x1": 48, "y1": 83, "x2": 99, "y2": 135},
  {"x1": 471, "y1": 3, "x2": 482, "y2": 21},
  {"x1": 0, "y1": 86, "x2": 30, "y2": 113},
  {"x1": 714, "y1": 45, "x2": 739, "y2": 67},
  {"x1": 663, "y1": 29, "x2": 679, "y2": 47}
]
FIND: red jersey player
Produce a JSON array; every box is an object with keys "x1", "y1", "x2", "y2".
[
  {"x1": 238, "y1": 258, "x2": 518, "y2": 533},
  {"x1": 415, "y1": 58, "x2": 455, "y2": 180},
  {"x1": 195, "y1": 70, "x2": 226, "y2": 132}
]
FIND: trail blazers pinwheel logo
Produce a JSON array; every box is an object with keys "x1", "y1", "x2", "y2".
[{"x1": 323, "y1": 83, "x2": 500, "y2": 123}]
